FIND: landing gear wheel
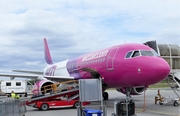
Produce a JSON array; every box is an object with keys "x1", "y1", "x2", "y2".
[
  {"x1": 103, "y1": 92, "x2": 109, "y2": 100},
  {"x1": 159, "y1": 102, "x2": 163, "y2": 105},
  {"x1": 174, "y1": 101, "x2": 179, "y2": 107},
  {"x1": 40, "y1": 103, "x2": 49, "y2": 111},
  {"x1": 74, "y1": 102, "x2": 80, "y2": 108},
  {"x1": 111, "y1": 113, "x2": 116, "y2": 116}
]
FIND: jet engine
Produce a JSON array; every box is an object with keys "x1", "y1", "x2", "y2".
[
  {"x1": 116, "y1": 87, "x2": 146, "y2": 95},
  {"x1": 32, "y1": 80, "x2": 54, "y2": 96}
]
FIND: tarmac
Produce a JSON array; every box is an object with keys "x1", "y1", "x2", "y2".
[{"x1": 25, "y1": 88, "x2": 180, "y2": 116}]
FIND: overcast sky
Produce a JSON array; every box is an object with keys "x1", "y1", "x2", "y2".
[{"x1": 0, "y1": 0, "x2": 179, "y2": 74}]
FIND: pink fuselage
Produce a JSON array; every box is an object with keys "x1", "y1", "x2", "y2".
[{"x1": 66, "y1": 43, "x2": 170, "y2": 88}]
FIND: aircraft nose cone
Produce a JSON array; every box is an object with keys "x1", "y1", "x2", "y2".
[{"x1": 151, "y1": 58, "x2": 170, "y2": 83}]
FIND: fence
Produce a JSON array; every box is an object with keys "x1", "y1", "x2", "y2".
[{"x1": 0, "y1": 97, "x2": 26, "y2": 116}]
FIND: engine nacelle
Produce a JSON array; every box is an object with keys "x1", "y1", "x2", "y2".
[
  {"x1": 32, "y1": 80, "x2": 54, "y2": 96},
  {"x1": 116, "y1": 87, "x2": 146, "y2": 95}
]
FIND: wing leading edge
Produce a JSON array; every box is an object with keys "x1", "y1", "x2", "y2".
[
  {"x1": 12, "y1": 70, "x2": 43, "y2": 75},
  {"x1": 0, "y1": 73, "x2": 74, "y2": 80}
]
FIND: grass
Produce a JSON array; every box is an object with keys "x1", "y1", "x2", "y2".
[
  {"x1": 149, "y1": 83, "x2": 169, "y2": 88},
  {"x1": 149, "y1": 80, "x2": 169, "y2": 88}
]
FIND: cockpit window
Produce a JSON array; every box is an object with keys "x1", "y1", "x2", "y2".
[
  {"x1": 125, "y1": 51, "x2": 133, "y2": 58},
  {"x1": 132, "y1": 51, "x2": 140, "y2": 57},
  {"x1": 125, "y1": 50, "x2": 159, "y2": 59},
  {"x1": 151, "y1": 50, "x2": 159, "y2": 56},
  {"x1": 140, "y1": 50, "x2": 154, "y2": 56}
]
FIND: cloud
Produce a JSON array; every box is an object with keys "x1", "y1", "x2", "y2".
[{"x1": 0, "y1": 0, "x2": 179, "y2": 74}]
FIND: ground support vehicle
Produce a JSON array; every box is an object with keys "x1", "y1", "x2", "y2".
[
  {"x1": 159, "y1": 96, "x2": 179, "y2": 106},
  {"x1": 155, "y1": 89, "x2": 179, "y2": 107},
  {"x1": 26, "y1": 88, "x2": 89, "y2": 110},
  {"x1": 35, "y1": 98, "x2": 89, "y2": 111}
]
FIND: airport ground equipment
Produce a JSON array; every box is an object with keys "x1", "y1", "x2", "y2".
[
  {"x1": 26, "y1": 81, "x2": 89, "y2": 110},
  {"x1": 78, "y1": 79, "x2": 106, "y2": 116},
  {"x1": 0, "y1": 97, "x2": 26, "y2": 116},
  {"x1": 166, "y1": 73, "x2": 180, "y2": 99},
  {"x1": 111, "y1": 93, "x2": 136, "y2": 116},
  {"x1": 83, "y1": 109, "x2": 103, "y2": 116},
  {"x1": 155, "y1": 89, "x2": 179, "y2": 106},
  {"x1": 158, "y1": 70, "x2": 180, "y2": 106},
  {"x1": 30, "y1": 96, "x2": 89, "y2": 111}
]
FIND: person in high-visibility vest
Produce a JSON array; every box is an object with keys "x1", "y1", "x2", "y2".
[
  {"x1": 11, "y1": 91, "x2": 16, "y2": 98},
  {"x1": 15, "y1": 93, "x2": 20, "y2": 99}
]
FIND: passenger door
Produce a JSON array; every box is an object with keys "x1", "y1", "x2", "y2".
[{"x1": 106, "y1": 47, "x2": 119, "y2": 70}]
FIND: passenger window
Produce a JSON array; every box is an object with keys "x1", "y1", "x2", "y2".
[
  {"x1": 125, "y1": 51, "x2": 132, "y2": 58},
  {"x1": 132, "y1": 51, "x2": 140, "y2": 57}
]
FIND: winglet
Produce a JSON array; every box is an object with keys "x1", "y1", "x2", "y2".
[{"x1": 44, "y1": 38, "x2": 53, "y2": 64}]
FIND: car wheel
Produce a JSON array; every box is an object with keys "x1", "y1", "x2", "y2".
[
  {"x1": 174, "y1": 101, "x2": 179, "y2": 107},
  {"x1": 111, "y1": 113, "x2": 116, "y2": 116},
  {"x1": 159, "y1": 102, "x2": 163, "y2": 105},
  {"x1": 40, "y1": 103, "x2": 49, "y2": 111},
  {"x1": 74, "y1": 102, "x2": 80, "y2": 108}
]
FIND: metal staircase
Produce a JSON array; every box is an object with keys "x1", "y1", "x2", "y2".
[{"x1": 166, "y1": 73, "x2": 180, "y2": 99}]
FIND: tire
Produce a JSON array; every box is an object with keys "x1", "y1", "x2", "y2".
[
  {"x1": 73, "y1": 102, "x2": 80, "y2": 108},
  {"x1": 174, "y1": 101, "x2": 179, "y2": 107},
  {"x1": 40, "y1": 103, "x2": 49, "y2": 111},
  {"x1": 159, "y1": 102, "x2": 163, "y2": 105},
  {"x1": 111, "y1": 113, "x2": 116, "y2": 116},
  {"x1": 103, "y1": 92, "x2": 109, "y2": 100}
]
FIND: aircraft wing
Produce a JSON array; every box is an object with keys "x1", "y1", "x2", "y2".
[
  {"x1": 44, "y1": 75, "x2": 74, "y2": 80},
  {"x1": 0, "y1": 73, "x2": 39, "y2": 79},
  {"x1": 12, "y1": 70, "x2": 43, "y2": 75},
  {"x1": 0, "y1": 73, "x2": 74, "y2": 80}
]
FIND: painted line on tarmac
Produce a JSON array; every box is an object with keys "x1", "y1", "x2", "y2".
[{"x1": 136, "y1": 108, "x2": 180, "y2": 116}]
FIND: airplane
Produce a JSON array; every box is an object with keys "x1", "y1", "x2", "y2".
[{"x1": 0, "y1": 38, "x2": 170, "y2": 100}]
